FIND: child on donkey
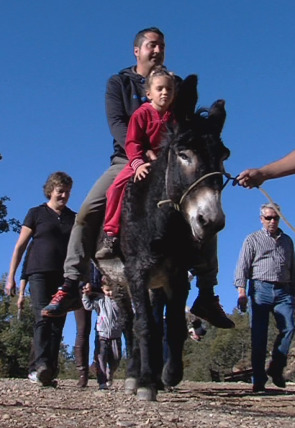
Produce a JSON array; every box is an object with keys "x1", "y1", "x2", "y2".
[{"x1": 96, "y1": 65, "x2": 176, "y2": 258}]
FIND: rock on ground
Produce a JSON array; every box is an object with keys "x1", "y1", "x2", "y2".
[{"x1": 1, "y1": 379, "x2": 295, "y2": 427}]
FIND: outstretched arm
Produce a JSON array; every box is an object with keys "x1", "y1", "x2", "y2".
[{"x1": 237, "y1": 150, "x2": 295, "y2": 188}]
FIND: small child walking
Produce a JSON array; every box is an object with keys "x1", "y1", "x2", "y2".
[{"x1": 82, "y1": 278, "x2": 122, "y2": 390}]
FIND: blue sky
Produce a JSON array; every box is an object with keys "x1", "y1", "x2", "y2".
[{"x1": 1, "y1": 0, "x2": 295, "y2": 357}]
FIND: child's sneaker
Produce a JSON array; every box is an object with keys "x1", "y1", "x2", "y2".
[
  {"x1": 28, "y1": 371, "x2": 39, "y2": 384},
  {"x1": 37, "y1": 364, "x2": 53, "y2": 386},
  {"x1": 99, "y1": 383, "x2": 108, "y2": 390}
]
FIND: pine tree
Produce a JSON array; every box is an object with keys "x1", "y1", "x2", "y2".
[
  {"x1": 0, "y1": 197, "x2": 21, "y2": 234},
  {"x1": 0, "y1": 275, "x2": 34, "y2": 377}
]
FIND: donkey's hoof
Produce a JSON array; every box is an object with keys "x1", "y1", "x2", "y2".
[
  {"x1": 161, "y1": 362, "x2": 183, "y2": 387},
  {"x1": 124, "y1": 377, "x2": 137, "y2": 395},
  {"x1": 137, "y1": 386, "x2": 157, "y2": 401}
]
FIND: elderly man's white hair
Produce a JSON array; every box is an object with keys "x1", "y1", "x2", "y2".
[{"x1": 260, "y1": 202, "x2": 280, "y2": 216}]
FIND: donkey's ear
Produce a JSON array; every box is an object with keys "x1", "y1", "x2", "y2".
[
  {"x1": 208, "y1": 99, "x2": 226, "y2": 134},
  {"x1": 173, "y1": 74, "x2": 198, "y2": 124}
]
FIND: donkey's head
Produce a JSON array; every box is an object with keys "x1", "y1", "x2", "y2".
[{"x1": 165, "y1": 76, "x2": 230, "y2": 243}]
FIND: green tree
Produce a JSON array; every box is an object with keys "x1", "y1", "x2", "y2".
[
  {"x1": 58, "y1": 343, "x2": 77, "y2": 379},
  {"x1": 0, "y1": 196, "x2": 21, "y2": 234},
  {"x1": 209, "y1": 329, "x2": 241, "y2": 378},
  {"x1": 183, "y1": 324, "x2": 218, "y2": 381},
  {"x1": 0, "y1": 275, "x2": 34, "y2": 377},
  {"x1": 183, "y1": 311, "x2": 252, "y2": 381},
  {"x1": 182, "y1": 308, "x2": 294, "y2": 382}
]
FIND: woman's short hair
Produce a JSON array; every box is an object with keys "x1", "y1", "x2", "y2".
[{"x1": 43, "y1": 171, "x2": 73, "y2": 199}]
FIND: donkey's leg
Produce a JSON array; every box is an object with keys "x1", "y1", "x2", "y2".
[
  {"x1": 149, "y1": 288, "x2": 166, "y2": 389},
  {"x1": 123, "y1": 306, "x2": 139, "y2": 395},
  {"x1": 120, "y1": 293, "x2": 134, "y2": 360},
  {"x1": 129, "y1": 282, "x2": 158, "y2": 401},
  {"x1": 125, "y1": 338, "x2": 140, "y2": 395},
  {"x1": 162, "y1": 276, "x2": 189, "y2": 387}
]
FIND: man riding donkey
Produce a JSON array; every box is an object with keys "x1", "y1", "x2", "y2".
[{"x1": 42, "y1": 27, "x2": 233, "y2": 331}]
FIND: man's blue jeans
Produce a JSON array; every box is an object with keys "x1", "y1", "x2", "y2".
[{"x1": 249, "y1": 280, "x2": 295, "y2": 385}]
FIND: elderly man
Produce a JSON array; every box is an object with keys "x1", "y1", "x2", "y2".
[{"x1": 235, "y1": 203, "x2": 295, "y2": 392}]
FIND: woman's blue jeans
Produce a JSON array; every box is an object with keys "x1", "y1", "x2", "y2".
[{"x1": 249, "y1": 280, "x2": 295, "y2": 385}]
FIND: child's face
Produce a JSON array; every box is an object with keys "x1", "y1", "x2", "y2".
[
  {"x1": 102, "y1": 285, "x2": 113, "y2": 298},
  {"x1": 147, "y1": 75, "x2": 174, "y2": 113}
]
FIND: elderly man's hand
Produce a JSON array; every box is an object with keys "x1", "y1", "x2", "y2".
[{"x1": 237, "y1": 287, "x2": 248, "y2": 312}]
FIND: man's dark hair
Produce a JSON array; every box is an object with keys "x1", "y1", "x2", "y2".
[{"x1": 134, "y1": 27, "x2": 164, "y2": 48}]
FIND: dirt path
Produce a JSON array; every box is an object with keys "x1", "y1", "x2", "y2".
[{"x1": 1, "y1": 379, "x2": 295, "y2": 427}]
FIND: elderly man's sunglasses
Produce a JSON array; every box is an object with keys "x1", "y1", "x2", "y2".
[{"x1": 263, "y1": 215, "x2": 280, "y2": 221}]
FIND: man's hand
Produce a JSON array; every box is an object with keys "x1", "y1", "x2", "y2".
[
  {"x1": 237, "y1": 169, "x2": 265, "y2": 188},
  {"x1": 237, "y1": 287, "x2": 248, "y2": 312}
]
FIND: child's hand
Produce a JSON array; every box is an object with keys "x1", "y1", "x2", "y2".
[
  {"x1": 82, "y1": 283, "x2": 92, "y2": 295},
  {"x1": 134, "y1": 163, "x2": 151, "y2": 182},
  {"x1": 146, "y1": 150, "x2": 157, "y2": 161}
]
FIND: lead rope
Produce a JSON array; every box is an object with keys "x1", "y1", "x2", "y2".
[
  {"x1": 230, "y1": 175, "x2": 295, "y2": 234},
  {"x1": 231, "y1": 175, "x2": 295, "y2": 234},
  {"x1": 226, "y1": 174, "x2": 295, "y2": 233}
]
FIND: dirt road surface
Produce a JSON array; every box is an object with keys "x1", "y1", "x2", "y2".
[{"x1": 1, "y1": 379, "x2": 295, "y2": 427}]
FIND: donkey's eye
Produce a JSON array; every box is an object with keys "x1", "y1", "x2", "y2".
[{"x1": 178, "y1": 152, "x2": 189, "y2": 161}]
